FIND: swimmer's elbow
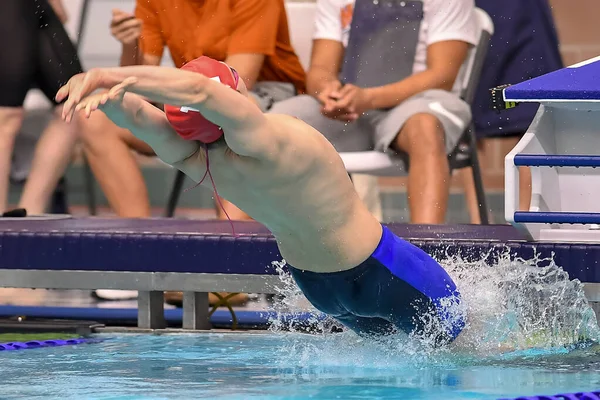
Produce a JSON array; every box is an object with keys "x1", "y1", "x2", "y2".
[
  {"x1": 188, "y1": 76, "x2": 211, "y2": 105},
  {"x1": 165, "y1": 144, "x2": 201, "y2": 169},
  {"x1": 162, "y1": 74, "x2": 211, "y2": 108},
  {"x1": 122, "y1": 96, "x2": 155, "y2": 132},
  {"x1": 130, "y1": 100, "x2": 144, "y2": 125},
  {"x1": 225, "y1": 118, "x2": 281, "y2": 158}
]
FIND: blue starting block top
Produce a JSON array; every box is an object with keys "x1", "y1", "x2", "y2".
[{"x1": 504, "y1": 56, "x2": 600, "y2": 102}]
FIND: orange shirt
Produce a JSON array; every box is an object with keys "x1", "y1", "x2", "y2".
[{"x1": 135, "y1": 0, "x2": 306, "y2": 94}]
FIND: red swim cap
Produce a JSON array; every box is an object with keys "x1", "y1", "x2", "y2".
[{"x1": 164, "y1": 56, "x2": 239, "y2": 143}]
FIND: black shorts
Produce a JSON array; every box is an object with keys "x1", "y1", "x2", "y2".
[{"x1": 0, "y1": 0, "x2": 83, "y2": 107}]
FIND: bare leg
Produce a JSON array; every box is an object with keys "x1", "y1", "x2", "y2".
[
  {"x1": 0, "y1": 107, "x2": 25, "y2": 213},
  {"x1": 18, "y1": 106, "x2": 78, "y2": 214},
  {"x1": 216, "y1": 196, "x2": 252, "y2": 220},
  {"x1": 214, "y1": 183, "x2": 250, "y2": 308},
  {"x1": 518, "y1": 166, "x2": 532, "y2": 211},
  {"x1": 459, "y1": 140, "x2": 494, "y2": 224},
  {"x1": 460, "y1": 167, "x2": 479, "y2": 223},
  {"x1": 80, "y1": 113, "x2": 153, "y2": 217},
  {"x1": 461, "y1": 136, "x2": 532, "y2": 223},
  {"x1": 392, "y1": 113, "x2": 449, "y2": 224},
  {"x1": 80, "y1": 113, "x2": 153, "y2": 300},
  {"x1": 462, "y1": 164, "x2": 531, "y2": 216}
]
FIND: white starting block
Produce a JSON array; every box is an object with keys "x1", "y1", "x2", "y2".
[{"x1": 504, "y1": 56, "x2": 600, "y2": 242}]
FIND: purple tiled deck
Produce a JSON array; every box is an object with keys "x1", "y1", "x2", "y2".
[{"x1": 0, "y1": 218, "x2": 597, "y2": 283}]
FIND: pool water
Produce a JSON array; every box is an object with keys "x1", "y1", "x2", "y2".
[
  {"x1": 0, "y1": 332, "x2": 599, "y2": 400},
  {"x1": 2, "y1": 254, "x2": 600, "y2": 399}
]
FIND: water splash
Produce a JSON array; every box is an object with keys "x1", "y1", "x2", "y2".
[
  {"x1": 265, "y1": 250, "x2": 600, "y2": 368},
  {"x1": 266, "y1": 260, "x2": 330, "y2": 335},
  {"x1": 445, "y1": 250, "x2": 600, "y2": 355}
]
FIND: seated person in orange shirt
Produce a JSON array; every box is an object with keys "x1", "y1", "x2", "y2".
[
  {"x1": 82, "y1": 0, "x2": 305, "y2": 220},
  {"x1": 87, "y1": 0, "x2": 305, "y2": 302}
]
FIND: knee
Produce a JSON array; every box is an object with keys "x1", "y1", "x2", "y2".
[
  {"x1": 0, "y1": 108, "x2": 25, "y2": 136},
  {"x1": 77, "y1": 113, "x2": 124, "y2": 151},
  {"x1": 395, "y1": 113, "x2": 445, "y2": 156}
]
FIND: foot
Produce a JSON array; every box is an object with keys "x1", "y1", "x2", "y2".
[
  {"x1": 164, "y1": 292, "x2": 249, "y2": 307},
  {"x1": 93, "y1": 289, "x2": 138, "y2": 301}
]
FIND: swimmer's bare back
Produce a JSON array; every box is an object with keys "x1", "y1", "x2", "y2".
[
  {"x1": 56, "y1": 65, "x2": 383, "y2": 274},
  {"x1": 190, "y1": 114, "x2": 382, "y2": 272}
]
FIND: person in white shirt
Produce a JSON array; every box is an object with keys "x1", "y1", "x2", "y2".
[{"x1": 270, "y1": 0, "x2": 479, "y2": 224}]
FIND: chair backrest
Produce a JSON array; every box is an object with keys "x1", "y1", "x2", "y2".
[
  {"x1": 448, "y1": 8, "x2": 494, "y2": 166},
  {"x1": 458, "y1": 8, "x2": 495, "y2": 105}
]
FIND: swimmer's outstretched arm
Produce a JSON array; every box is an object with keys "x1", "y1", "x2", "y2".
[
  {"x1": 57, "y1": 66, "x2": 275, "y2": 157},
  {"x1": 66, "y1": 82, "x2": 214, "y2": 183},
  {"x1": 101, "y1": 91, "x2": 204, "y2": 177}
]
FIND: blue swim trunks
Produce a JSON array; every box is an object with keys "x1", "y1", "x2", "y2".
[{"x1": 288, "y1": 226, "x2": 465, "y2": 344}]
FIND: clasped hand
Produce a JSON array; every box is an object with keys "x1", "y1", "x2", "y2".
[{"x1": 318, "y1": 81, "x2": 371, "y2": 122}]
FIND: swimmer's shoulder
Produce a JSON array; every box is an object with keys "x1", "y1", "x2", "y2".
[
  {"x1": 265, "y1": 113, "x2": 322, "y2": 137},
  {"x1": 263, "y1": 113, "x2": 330, "y2": 154},
  {"x1": 265, "y1": 113, "x2": 304, "y2": 125}
]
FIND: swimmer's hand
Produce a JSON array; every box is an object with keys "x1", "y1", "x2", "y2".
[
  {"x1": 57, "y1": 69, "x2": 116, "y2": 122},
  {"x1": 74, "y1": 78, "x2": 138, "y2": 118}
]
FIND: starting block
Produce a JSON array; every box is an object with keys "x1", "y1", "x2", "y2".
[{"x1": 503, "y1": 56, "x2": 600, "y2": 243}]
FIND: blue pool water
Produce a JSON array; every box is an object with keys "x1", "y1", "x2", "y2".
[
  {"x1": 0, "y1": 332, "x2": 599, "y2": 399},
  {"x1": 2, "y1": 254, "x2": 600, "y2": 399}
]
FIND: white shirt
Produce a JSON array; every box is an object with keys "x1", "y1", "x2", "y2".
[{"x1": 313, "y1": 0, "x2": 479, "y2": 76}]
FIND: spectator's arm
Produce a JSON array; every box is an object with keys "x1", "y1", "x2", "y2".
[
  {"x1": 48, "y1": 0, "x2": 68, "y2": 24},
  {"x1": 306, "y1": 39, "x2": 344, "y2": 97},
  {"x1": 140, "y1": 54, "x2": 161, "y2": 66},
  {"x1": 225, "y1": 0, "x2": 281, "y2": 89},
  {"x1": 119, "y1": 46, "x2": 136, "y2": 67},
  {"x1": 224, "y1": 54, "x2": 265, "y2": 91},
  {"x1": 120, "y1": 0, "x2": 165, "y2": 67},
  {"x1": 307, "y1": 0, "x2": 345, "y2": 96},
  {"x1": 119, "y1": 46, "x2": 156, "y2": 67},
  {"x1": 119, "y1": 40, "x2": 161, "y2": 67},
  {"x1": 363, "y1": 0, "x2": 478, "y2": 109}
]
